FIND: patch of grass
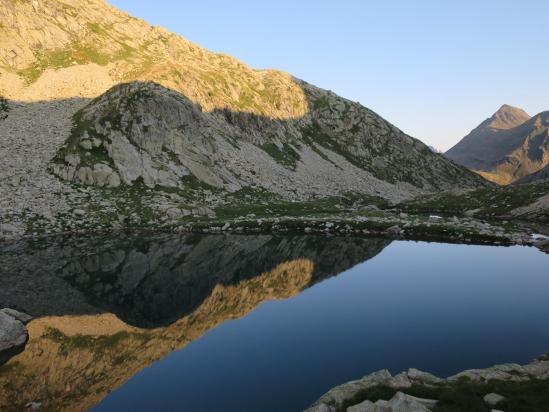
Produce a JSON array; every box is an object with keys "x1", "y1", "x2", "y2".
[
  {"x1": 210, "y1": 193, "x2": 387, "y2": 221},
  {"x1": 260, "y1": 142, "x2": 301, "y2": 169},
  {"x1": 42, "y1": 327, "x2": 151, "y2": 358},
  {"x1": 398, "y1": 182, "x2": 549, "y2": 219},
  {"x1": 313, "y1": 96, "x2": 330, "y2": 110},
  {"x1": 0, "y1": 96, "x2": 8, "y2": 120}
]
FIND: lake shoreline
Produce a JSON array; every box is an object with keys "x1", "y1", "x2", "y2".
[{"x1": 2, "y1": 213, "x2": 548, "y2": 254}]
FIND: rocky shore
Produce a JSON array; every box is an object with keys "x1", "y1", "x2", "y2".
[{"x1": 306, "y1": 354, "x2": 549, "y2": 411}]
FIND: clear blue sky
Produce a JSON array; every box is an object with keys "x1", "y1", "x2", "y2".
[{"x1": 110, "y1": 0, "x2": 549, "y2": 151}]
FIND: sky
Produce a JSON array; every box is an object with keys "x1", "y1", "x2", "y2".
[{"x1": 109, "y1": 0, "x2": 549, "y2": 151}]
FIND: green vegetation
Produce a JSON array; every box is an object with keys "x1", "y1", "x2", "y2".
[
  {"x1": 18, "y1": 41, "x2": 112, "y2": 83},
  {"x1": 210, "y1": 193, "x2": 388, "y2": 221},
  {"x1": 313, "y1": 96, "x2": 330, "y2": 110},
  {"x1": 260, "y1": 142, "x2": 301, "y2": 169},
  {"x1": 398, "y1": 182, "x2": 549, "y2": 218},
  {"x1": 0, "y1": 96, "x2": 8, "y2": 120},
  {"x1": 42, "y1": 327, "x2": 151, "y2": 357},
  {"x1": 16, "y1": 23, "x2": 140, "y2": 84},
  {"x1": 51, "y1": 110, "x2": 114, "y2": 169},
  {"x1": 339, "y1": 379, "x2": 549, "y2": 412}
]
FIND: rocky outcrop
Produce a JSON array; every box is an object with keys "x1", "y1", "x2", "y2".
[
  {"x1": 50, "y1": 80, "x2": 488, "y2": 204},
  {"x1": 446, "y1": 105, "x2": 549, "y2": 185},
  {"x1": 0, "y1": 308, "x2": 32, "y2": 365},
  {"x1": 307, "y1": 354, "x2": 549, "y2": 411}
]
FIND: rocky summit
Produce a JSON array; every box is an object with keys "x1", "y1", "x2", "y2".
[
  {"x1": 0, "y1": 0, "x2": 491, "y2": 238},
  {"x1": 446, "y1": 104, "x2": 549, "y2": 185}
]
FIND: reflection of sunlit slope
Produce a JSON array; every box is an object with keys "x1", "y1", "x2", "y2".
[
  {"x1": 0, "y1": 235, "x2": 390, "y2": 411},
  {"x1": 0, "y1": 259, "x2": 314, "y2": 412}
]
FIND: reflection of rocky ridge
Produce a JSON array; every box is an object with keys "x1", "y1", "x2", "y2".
[
  {"x1": 1, "y1": 233, "x2": 388, "y2": 327},
  {"x1": 0, "y1": 234, "x2": 389, "y2": 412}
]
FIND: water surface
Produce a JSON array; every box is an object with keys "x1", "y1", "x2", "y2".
[{"x1": 0, "y1": 234, "x2": 548, "y2": 411}]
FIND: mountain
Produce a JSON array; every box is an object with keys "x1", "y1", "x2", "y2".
[
  {"x1": 0, "y1": 0, "x2": 488, "y2": 236},
  {"x1": 515, "y1": 163, "x2": 549, "y2": 184},
  {"x1": 446, "y1": 105, "x2": 549, "y2": 185}
]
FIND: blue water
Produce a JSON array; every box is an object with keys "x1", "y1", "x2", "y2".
[{"x1": 92, "y1": 240, "x2": 549, "y2": 412}]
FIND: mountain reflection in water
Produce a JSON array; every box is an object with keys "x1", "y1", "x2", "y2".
[{"x1": 0, "y1": 233, "x2": 389, "y2": 412}]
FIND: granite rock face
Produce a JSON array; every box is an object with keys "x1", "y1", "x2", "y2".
[{"x1": 50, "y1": 81, "x2": 488, "y2": 205}]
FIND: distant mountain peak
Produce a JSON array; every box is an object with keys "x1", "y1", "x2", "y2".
[{"x1": 488, "y1": 104, "x2": 530, "y2": 130}]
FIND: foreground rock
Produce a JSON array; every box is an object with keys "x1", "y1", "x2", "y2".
[
  {"x1": 306, "y1": 354, "x2": 549, "y2": 411},
  {"x1": 0, "y1": 308, "x2": 32, "y2": 365}
]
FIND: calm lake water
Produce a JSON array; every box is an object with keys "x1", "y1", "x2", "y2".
[{"x1": 1, "y1": 233, "x2": 549, "y2": 411}]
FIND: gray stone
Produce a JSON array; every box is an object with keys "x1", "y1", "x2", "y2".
[
  {"x1": 347, "y1": 392, "x2": 437, "y2": 412},
  {"x1": 0, "y1": 308, "x2": 32, "y2": 324},
  {"x1": 0, "y1": 309, "x2": 30, "y2": 353},
  {"x1": 483, "y1": 393, "x2": 505, "y2": 407},
  {"x1": 79, "y1": 139, "x2": 93, "y2": 150}
]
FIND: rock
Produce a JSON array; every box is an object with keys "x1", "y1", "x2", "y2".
[
  {"x1": 464, "y1": 209, "x2": 481, "y2": 217},
  {"x1": 346, "y1": 400, "x2": 378, "y2": 412},
  {"x1": 79, "y1": 139, "x2": 93, "y2": 150},
  {"x1": 304, "y1": 404, "x2": 336, "y2": 412},
  {"x1": 0, "y1": 309, "x2": 32, "y2": 363},
  {"x1": 26, "y1": 402, "x2": 42, "y2": 411},
  {"x1": 73, "y1": 209, "x2": 86, "y2": 216},
  {"x1": 483, "y1": 393, "x2": 505, "y2": 407},
  {"x1": 405, "y1": 368, "x2": 442, "y2": 385},
  {"x1": 449, "y1": 363, "x2": 527, "y2": 382},
  {"x1": 386, "y1": 225, "x2": 401, "y2": 235},
  {"x1": 312, "y1": 370, "x2": 393, "y2": 408},
  {"x1": 0, "y1": 222, "x2": 24, "y2": 235},
  {"x1": 0, "y1": 308, "x2": 32, "y2": 324},
  {"x1": 347, "y1": 392, "x2": 437, "y2": 412}
]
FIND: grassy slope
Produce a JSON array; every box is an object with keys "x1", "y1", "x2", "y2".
[{"x1": 397, "y1": 181, "x2": 549, "y2": 219}]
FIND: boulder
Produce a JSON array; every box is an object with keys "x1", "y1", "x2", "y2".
[
  {"x1": 312, "y1": 370, "x2": 393, "y2": 408},
  {"x1": 0, "y1": 308, "x2": 32, "y2": 364},
  {"x1": 483, "y1": 393, "x2": 505, "y2": 407},
  {"x1": 347, "y1": 392, "x2": 437, "y2": 412}
]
